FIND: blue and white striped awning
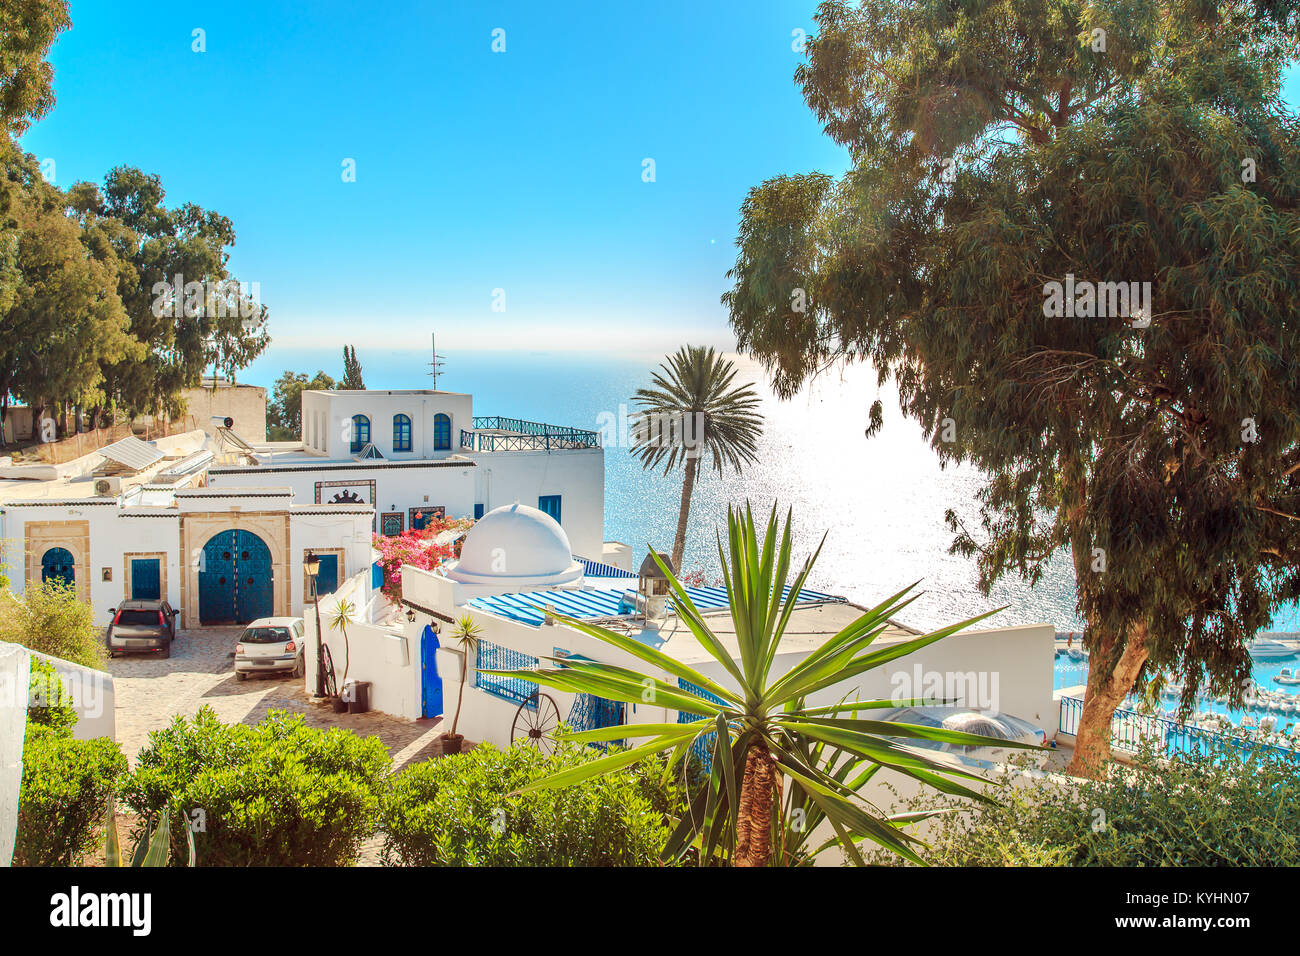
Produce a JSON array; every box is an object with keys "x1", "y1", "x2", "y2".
[
  {"x1": 575, "y1": 555, "x2": 637, "y2": 579},
  {"x1": 468, "y1": 583, "x2": 844, "y2": 627}
]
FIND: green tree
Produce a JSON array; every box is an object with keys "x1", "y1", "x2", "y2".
[
  {"x1": 0, "y1": 149, "x2": 134, "y2": 442},
  {"x1": 341, "y1": 344, "x2": 365, "y2": 389},
  {"x1": 722, "y1": 0, "x2": 1300, "y2": 776},
  {"x1": 0, "y1": 0, "x2": 70, "y2": 135},
  {"x1": 489, "y1": 503, "x2": 1019, "y2": 866},
  {"x1": 631, "y1": 345, "x2": 763, "y2": 570},
  {"x1": 71, "y1": 166, "x2": 270, "y2": 422},
  {"x1": 0, "y1": 581, "x2": 106, "y2": 669},
  {"x1": 267, "y1": 369, "x2": 335, "y2": 441}
]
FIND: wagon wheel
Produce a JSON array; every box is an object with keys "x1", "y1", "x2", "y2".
[
  {"x1": 320, "y1": 643, "x2": 338, "y2": 699},
  {"x1": 512, "y1": 692, "x2": 561, "y2": 754}
]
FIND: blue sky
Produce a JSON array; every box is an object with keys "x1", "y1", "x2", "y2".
[
  {"x1": 17, "y1": 0, "x2": 846, "y2": 355},
  {"x1": 16, "y1": 2, "x2": 1300, "y2": 358}
]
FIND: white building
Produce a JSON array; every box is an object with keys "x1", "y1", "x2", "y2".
[
  {"x1": 0, "y1": 431, "x2": 373, "y2": 627},
  {"x1": 206, "y1": 388, "x2": 613, "y2": 564},
  {"x1": 1, "y1": 382, "x2": 621, "y2": 630},
  {"x1": 304, "y1": 503, "x2": 1057, "y2": 756}
]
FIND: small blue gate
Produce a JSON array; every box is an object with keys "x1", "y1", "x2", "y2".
[
  {"x1": 421, "y1": 625, "x2": 444, "y2": 718},
  {"x1": 199, "y1": 530, "x2": 273, "y2": 624},
  {"x1": 130, "y1": 557, "x2": 161, "y2": 600},
  {"x1": 40, "y1": 547, "x2": 75, "y2": 587}
]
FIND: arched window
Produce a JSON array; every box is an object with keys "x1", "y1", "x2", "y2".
[
  {"x1": 350, "y1": 414, "x2": 370, "y2": 453},
  {"x1": 434, "y1": 413, "x2": 451, "y2": 451},
  {"x1": 393, "y1": 414, "x2": 412, "y2": 452}
]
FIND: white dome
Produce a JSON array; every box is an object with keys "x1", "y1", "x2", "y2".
[{"x1": 446, "y1": 502, "x2": 584, "y2": 587}]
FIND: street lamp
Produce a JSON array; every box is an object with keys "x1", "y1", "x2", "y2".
[
  {"x1": 304, "y1": 551, "x2": 325, "y2": 698},
  {"x1": 405, "y1": 607, "x2": 416, "y2": 623}
]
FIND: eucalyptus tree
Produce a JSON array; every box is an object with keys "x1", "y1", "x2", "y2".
[
  {"x1": 488, "y1": 503, "x2": 1024, "y2": 867},
  {"x1": 722, "y1": 0, "x2": 1300, "y2": 775},
  {"x1": 0, "y1": 0, "x2": 70, "y2": 135},
  {"x1": 71, "y1": 166, "x2": 270, "y2": 421},
  {"x1": 0, "y1": 149, "x2": 134, "y2": 441},
  {"x1": 631, "y1": 345, "x2": 763, "y2": 570}
]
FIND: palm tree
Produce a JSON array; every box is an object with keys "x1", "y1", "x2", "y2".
[
  {"x1": 632, "y1": 345, "x2": 763, "y2": 571},
  {"x1": 441, "y1": 612, "x2": 483, "y2": 755},
  {"x1": 485, "y1": 503, "x2": 1027, "y2": 866},
  {"x1": 327, "y1": 597, "x2": 357, "y2": 687}
]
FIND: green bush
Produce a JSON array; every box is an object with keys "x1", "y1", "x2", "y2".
[
  {"x1": 869, "y1": 743, "x2": 1300, "y2": 866},
  {"x1": 120, "y1": 706, "x2": 392, "y2": 866},
  {"x1": 26, "y1": 657, "x2": 77, "y2": 735},
  {"x1": 15, "y1": 726, "x2": 126, "y2": 866},
  {"x1": 0, "y1": 582, "x2": 105, "y2": 670},
  {"x1": 380, "y1": 740, "x2": 692, "y2": 866}
]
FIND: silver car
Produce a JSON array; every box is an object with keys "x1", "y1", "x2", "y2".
[{"x1": 234, "y1": 617, "x2": 305, "y2": 680}]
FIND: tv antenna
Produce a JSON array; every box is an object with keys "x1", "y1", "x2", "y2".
[{"x1": 427, "y1": 333, "x2": 446, "y2": 390}]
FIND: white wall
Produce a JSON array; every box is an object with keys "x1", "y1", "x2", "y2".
[
  {"x1": 0, "y1": 502, "x2": 182, "y2": 624},
  {"x1": 208, "y1": 460, "x2": 478, "y2": 535},
  {"x1": 302, "y1": 570, "x2": 422, "y2": 720},
  {"x1": 463, "y1": 448, "x2": 605, "y2": 557},
  {"x1": 27, "y1": 650, "x2": 116, "y2": 742},
  {"x1": 302, "y1": 390, "x2": 474, "y2": 461},
  {"x1": 1, "y1": 494, "x2": 373, "y2": 626}
]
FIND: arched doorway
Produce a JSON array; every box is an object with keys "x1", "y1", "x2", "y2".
[
  {"x1": 198, "y1": 530, "x2": 273, "y2": 624},
  {"x1": 40, "y1": 547, "x2": 75, "y2": 587}
]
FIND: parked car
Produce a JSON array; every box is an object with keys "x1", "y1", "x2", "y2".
[
  {"x1": 106, "y1": 600, "x2": 178, "y2": 658},
  {"x1": 234, "y1": 617, "x2": 306, "y2": 680}
]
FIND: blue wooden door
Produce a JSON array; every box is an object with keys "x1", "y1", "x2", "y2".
[
  {"x1": 40, "y1": 547, "x2": 75, "y2": 587},
  {"x1": 421, "y1": 625, "x2": 444, "y2": 718},
  {"x1": 315, "y1": 554, "x2": 338, "y2": 596},
  {"x1": 130, "y1": 558, "x2": 161, "y2": 600},
  {"x1": 199, "y1": 530, "x2": 272, "y2": 624}
]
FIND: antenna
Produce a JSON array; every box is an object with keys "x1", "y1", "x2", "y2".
[{"x1": 427, "y1": 333, "x2": 445, "y2": 390}]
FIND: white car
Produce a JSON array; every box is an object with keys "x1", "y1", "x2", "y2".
[{"x1": 234, "y1": 617, "x2": 306, "y2": 681}]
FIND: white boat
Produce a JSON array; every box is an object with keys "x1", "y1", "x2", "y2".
[
  {"x1": 1248, "y1": 637, "x2": 1299, "y2": 661},
  {"x1": 1275, "y1": 667, "x2": 1300, "y2": 686},
  {"x1": 1067, "y1": 647, "x2": 1086, "y2": 661}
]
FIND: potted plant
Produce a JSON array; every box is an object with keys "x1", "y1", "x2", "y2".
[
  {"x1": 328, "y1": 597, "x2": 356, "y2": 712},
  {"x1": 439, "y1": 613, "x2": 482, "y2": 755}
]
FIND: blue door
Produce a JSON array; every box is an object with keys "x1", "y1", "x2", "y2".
[
  {"x1": 130, "y1": 558, "x2": 161, "y2": 600},
  {"x1": 315, "y1": 554, "x2": 338, "y2": 596},
  {"x1": 40, "y1": 547, "x2": 75, "y2": 587},
  {"x1": 199, "y1": 530, "x2": 273, "y2": 624},
  {"x1": 421, "y1": 625, "x2": 444, "y2": 718}
]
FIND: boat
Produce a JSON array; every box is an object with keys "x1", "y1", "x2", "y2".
[
  {"x1": 1248, "y1": 637, "x2": 1300, "y2": 661},
  {"x1": 1067, "y1": 647, "x2": 1086, "y2": 662},
  {"x1": 1275, "y1": 667, "x2": 1300, "y2": 686}
]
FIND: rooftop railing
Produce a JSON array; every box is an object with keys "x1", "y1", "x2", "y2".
[{"x1": 461, "y1": 416, "x2": 601, "y2": 452}]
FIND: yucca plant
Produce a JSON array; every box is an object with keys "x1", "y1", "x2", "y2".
[
  {"x1": 485, "y1": 502, "x2": 1032, "y2": 866},
  {"x1": 105, "y1": 794, "x2": 195, "y2": 867}
]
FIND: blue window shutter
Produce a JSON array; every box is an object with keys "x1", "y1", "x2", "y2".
[
  {"x1": 474, "y1": 503, "x2": 485, "y2": 519},
  {"x1": 538, "y1": 495, "x2": 561, "y2": 523}
]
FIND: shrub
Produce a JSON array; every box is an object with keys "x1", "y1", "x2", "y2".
[
  {"x1": 868, "y1": 742, "x2": 1300, "y2": 866},
  {"x1": 380, "y1": 740, "x2": 692, "y2": 866},
  {"x1": 120, "y1": 706, "x2": 392, "y2": 866},
  {"x1": 26, "y1": 657, "x2": 77, "y2": 735},
  {"x1": 0, "y1": 581, "x2": 105, "y2": 669},
  {"x1": 14, "y1": 726, "x2": 126, "y2": 866}
]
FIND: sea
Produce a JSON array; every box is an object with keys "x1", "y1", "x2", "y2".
[{"x1": 236, "y1": 346, "x2": 1300, "y2": 647}]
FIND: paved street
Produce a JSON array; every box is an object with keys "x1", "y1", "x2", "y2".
[{"x1": 109, "y1": 626, "x2": 449, "y2": 769}]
